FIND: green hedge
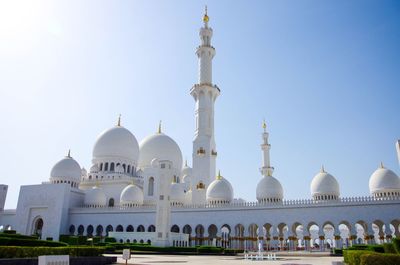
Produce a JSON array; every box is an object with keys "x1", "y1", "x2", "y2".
[
  {"x1": 383, "y1": 243, "x2": 396, "y2": 254},
  {"x1": 366, "y1": 245, "x2": 384, "y2": 253},
  {"x1": 104, "y1": 237, "x2": 116, "y2": 243},
  {"x1": 197, "y1": 246, "x2": 224, "y2": 254},
  {"x1": 343, "y1": 250, "x2": 374, "y2": 265},
  {"x1": 2, "y1": 230, "x2": 16, "y2": 235},
  {"x1": 0, "y1": 237, "x2": 67, "y2": 247},
  {"x1": 0, "y1": 233, "x2": 38, "y2": 240},
  {"x1": 0, "y1": 246, "x2": 105, "y2": 258},
  {"x1": 393, "y1": 238, "x2": 400, "y2": 254},
  {"x1": 360, "y1": 252, "x2": 400, "y2": 265},
  {"x1": 59, "y1": 235, "x2": 89, "y2": 245}
]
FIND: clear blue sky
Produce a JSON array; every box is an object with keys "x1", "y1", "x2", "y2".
[{"x1": 0, "y1": 0, "x2": 399, "y2": 209}]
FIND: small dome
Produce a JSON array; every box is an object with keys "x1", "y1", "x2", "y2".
[
  {"x1": 369, "y1": 164, "x2": 400, "y2": 197},
  {"x1": 84, "y1": 186, "x2": 107, "y2": 207},
  {"x1": 92, "y1": 125, "x2": 139, "y2": 162},
  {"x1": 50, "y1": 155, "x2": 81, "y2": 181},
  {"x1": 120, "y1": 184, "x2": 144, "y2": 206},
  {"x1": 170, "y1": 182, "x2": 186, "y2": 205},
  {"x1": 256, "y1": 176, "x2": 283, "y2": 203},
  {"x1": 310, "y1": 167, "x2": 340, "y2": 200},
  {"x1": 206, "y1": 173, "x2": 233, "y2": 204},
  {"x1": 90, "y1": 164, "x2": 99, "y2": 173},
  {"x1": 138, "y1": 132, "x2": 182, "y2": 171},
  {"x1": 182, "y1": 174, "x2": 191, "y2": 184},
  {"x1": 181, "y1": 161, "x2": 192, "y2": 176}
]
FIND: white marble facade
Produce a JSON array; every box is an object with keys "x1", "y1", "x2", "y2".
[{"x1": 1, "y1": 10, "x2": 400, "y2": 249}]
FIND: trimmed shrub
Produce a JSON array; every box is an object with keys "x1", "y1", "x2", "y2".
[
  {"x1": 383, "y1": 243, "x2": 396, "y2": 254},
  {"x1": 0, "y1": 246, "x2": 105, "y2": 258},
  {"x1": 104, "y1": 237, "x2": 116, "y2": 243},
  {"x1": 197, "y1": 246, "x2": 224, "y2": 254},
  {"x1": 333, "y1": 248, "x2": 343, "y2": 255},
  {"x1": 360, "y1": 252, "x2": 400, "y2": 265},
  {"x1": 0, "y1": 237, "x2": 67, "y2": 247},
  {"x1": 348, "y1": 244, "x2": 369, "y2": 250},
  {"x1": 393, "y1": 238, "x2": 400, "y2": 254},
  {"x1": 46, "y1": 237, "x2": 53, "y2": 241},
  {"x1": 367, "y1": 245, "x2": 384, "y2": 253},
  {"x1": 0, "y1": 233, "x2": 38, "y2": 240},
  {"x1": 59, "y1": 235, "x2": 88, "y2": 245},
  {"x1": 343, "y1": 250, "x2": 374, "y2": 265}
]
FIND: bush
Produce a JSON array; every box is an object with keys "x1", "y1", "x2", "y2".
[
  {"x1": 393, "y1": 238, "x2": 400, "y2": 254},
  {"x1": 333, "y1": 248, "x2": 343, "y2": 255},
  {"x1": 367, "y1": 245, "x2": 384, "y2": 253},
  {"x1": 224, "y1": 249, "x2": 243, "y2": 255},
  {"x1": 0, "y1": 237, "x2": 67, "y2": 247},
  {"x1": 104, "y1": 237, "x2": 116, "y2": 243},
  {"x1": 0, "y1": 246, "x2": 105, "y2": 258},
  {"x1": 59, "y1": 235, "x2": 88, "y2": 245},
  {"x1": 197, "y1": 246, "x2": 224, "y2": 254},
  {"x1": 0, "y1": 233, "x2": 38, "y2": 240},
  {"x1": 2, "y1": 230, "x2": 16, "y2": 235},
  {"x1": 343, "y1": 250, "x2": 374, "y2": 265},
  {"x1": 360, "y1": 252, "x2": 400, "y2": 265},
  {"x1": 348, "y1": 244, "x2": 369, "y2": 250},
  {"x1": 46, "y1": 237, "x2": 53, "y2": 241},
  {"x1": 383, "y1": 243, "x2": 396, "y2": 254}
]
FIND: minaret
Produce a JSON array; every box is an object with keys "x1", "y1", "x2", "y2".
[
  {"x1": 191, "y1": 7, "x2": 220, "y2": 203},
  {"x1": 260, "y1": 120, "x2": 274, "y2": 176},
  {"x1": 396, "y1": 140, "x2": 400, "y2": 166}
]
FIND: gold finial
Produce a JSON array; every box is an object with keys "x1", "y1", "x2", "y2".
[
  {"x1": 380, "y1": 161, "x2": 385, "y2": 169},
  {"x1": 158, "y1": 120, "x2": 162, "y2": 133},
  {"x1": 321, "y1": 165, "x2": 326, "y2": 173},
  {"x1": 267, "y1": 168, "x2": 271, "y2": 177},
  {"x1": 216, "y1": 170, "x2": 222, "y2": 180},
  {"x1": 262, "y1": 119, "x2": 267, "y2": 132},
  {"x1": 117, "y1": 114, "x2": 121, "y2": 126},
  {"x1": 203, "y1": 5, "x2": 209, "y2": 23},
  {"x1": 67, "y1": 149, "x2": 71, "y2": 158}
]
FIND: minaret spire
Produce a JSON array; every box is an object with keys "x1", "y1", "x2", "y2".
[
  {"x1": 260, "y1": 120, "x2": 274, "y2": 177},
  {"x1": 191, "y1": 7, "x2": 220, "y2": 204},
  {"x1": 117, "y1": 114, "x2": 121, "y2": 126},
  {"x1": 158, "y1": 120, "x2": 162, "y2": 134}
]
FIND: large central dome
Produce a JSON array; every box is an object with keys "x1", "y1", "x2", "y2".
[
  {"x1": 92, "y1": 125, "x2": 139, "y2": 162},
  {"x1": 138, "y1": 132, "x2": 183, "y2": 170}
]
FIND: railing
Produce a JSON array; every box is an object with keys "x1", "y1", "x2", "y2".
[{"x1": 69, "y1": 195, "x2": 400, "y2": 212}]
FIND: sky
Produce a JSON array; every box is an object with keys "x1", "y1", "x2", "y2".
[{"x1": 0, "y1": 0, "x2": 399, "y2": 209}]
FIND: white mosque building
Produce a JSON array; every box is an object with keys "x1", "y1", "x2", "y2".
[{"x1": 0, "y1": 10, "x2": 400, "y2": 250}]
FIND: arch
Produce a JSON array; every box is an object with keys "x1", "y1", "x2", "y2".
[
  {"x1": 104, "y1": 162, "x2": 109, "y2": 171},
  {"x1": 147, "y1": 239, "x2": 151, "y2": 244},
  {"x1": 183, "y1": 225, "x2": 192, "y2": 235},
  {"x1": 87, "y1": 225, "x2": 94, "y2": 237},
  {"x1": 137, "y1": 225, "x2": 145, "y2": 232},
  {"x1": 96, "y1": 225, "x2": 103, "y2": 236},
  {"x1": 195, "y1": 224, "x2": 205, "y2": 245},
  {"x1": 208, "y1": 224, "x2": 218, "y2": 239},
  {"x1": 126, "y1": 225, "x2": 134, "y2": 232},
  {"x1": 248, "y1": 223, "x2": 259, "y2": 238},
  {"x1": 110, "y1": 163, "x2": 115, "y2": 172},
  {"x1": 116, "y1": 225, "x2": 123, "y2": 232},
  {"x1": 77, "y1": 225, "x2": 84, "y2": 235},
  {"x1": 108, "y1": 198, "x2": 115, "y2": 207},
  {"x1": 171, "y1": 224, "x2": 180, "y2": 233},
  {"x1": 390, "y1": 219, "x2": 400, "y2": 237},
  {"x1": 148, "y1": 225, "x2": 156, "y2": 232},
  {"x1": 221, "y1": 224, "x2": 231, "y2": 248},
  {"x1": 148, "y1": 177, "x2": 154, "y2": 196},
  {"x1": 32, "y1": 217, "x2": 44, "y2": 238},
  {"x1": 69, "y1": 225, "x2": 75, "y2": 235},
  {"x1": 106, "y1": 225, "x2": 113, "y2": 236},
  {"x1": 235, "y1": 224, "x2": 245, "y2": 238}
]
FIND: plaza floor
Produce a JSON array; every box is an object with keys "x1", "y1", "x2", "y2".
[{"x1": 111, "y1": 253, "x2": 344, "y2": 265}]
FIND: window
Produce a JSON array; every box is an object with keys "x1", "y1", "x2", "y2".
[
  {"x1": 148, "y1": 177, "x2": 154, "y2": 196},
  {"x1": 110, "y1": 163, "x2": 115, "y2": 172},
  {"x1": 108, "y1": 198, "x2": 114, "y2": 207},
  {"x1": 104, "y1": 163, "x2": 108, "y2": 171}
]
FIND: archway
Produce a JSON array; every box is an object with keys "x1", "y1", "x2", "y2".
[
  {"x1": 208, "y1": 224, "x2": 218, "y2": 246},
  {"x1": 69, "y1": 225, "x2": 75, "y2": 235},
  {"x1": 195, "y1": 225, "x2": 205, "y2": 245},
  {"x1": 106, "y1": 225, "x2": 113, "y2": 236},
  {"x1": 96, "y1": 225, "x2": 103, "y2": 236},
  {"x1": 171, "y1": 225, "x2": 180, "y2": 233},
  {"x1": 32, "y1": 217, "x2": 44, "y2": 238},
  {"x1": 126, "y1": 225, "x2": 134, "y2": 232},
  {"x1": 116, "y1": 225, "x2": 123, "y2": 232},
  {"x1": 77, "y1": 225, "x2": 84, "y2": 235},
  {"x1": 148, "y1": 225, "x2": 155, "y2": 232},
  {"x1": 137, "y1": 225, "x2": 145, "y2": 232},
  {"x1": 221, "y1": 224, "x2": 231, "y2": 248}
]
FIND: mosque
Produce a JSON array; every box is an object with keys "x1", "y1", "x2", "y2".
[{"x1": 0, "y1": 9, "x2": 400, "y2": 250}]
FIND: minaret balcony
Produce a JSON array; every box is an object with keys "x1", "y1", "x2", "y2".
[
  {"x1": 197, "y1": 147, "x2": 206, "y2": 156},
  {"x1": 211, "y1": 150, "x2": 217, "y2": 156}
]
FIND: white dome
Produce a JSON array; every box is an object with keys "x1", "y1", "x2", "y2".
[
  {"x1": 92, "y1": 126, "x2": 139, "y2": 161},
  {"x1": 138, "y1": 132, "x2": 182, "y2": 170},
  {"x1": 50, "y1": 155, "x2": 81, "y2": 181},
  {"x1": 206, "y1": 174, "x2": 233, "y2": 204},
  {"x1": 182, "y1": 174, "x2": 191, "y2": 184},
  {"x1": 369, "y1": 165, "x2": 400, "y2": 196},
  {"x1": 181, "y1": 161, "x2": 192, "y2": 176},
  {"x1": 310, "y1": 168, "x2": 340, "y2": 199},
  {"x1": 84, "y1": 186, "x2": 107, "y2": 206},
  {"x1": 256, "y1": 176, "x2": 283, "y2": 202},
  {"x1": 120, "y1": 184, "x2": 144, "y2": 206},
  {"x1": 170, "y1": 182, "x2": 186, "y2": 204}
]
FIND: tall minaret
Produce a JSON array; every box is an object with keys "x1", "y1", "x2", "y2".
[
  {"x1": 191, "y1": 7, "x2": 220, "y2": 204},
  {"x1": 260, "y1": 120, "x2": 274, "y2": 176},
  {"x1": 396, "y1": 140, "x2": 400, "y2": 166}
]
